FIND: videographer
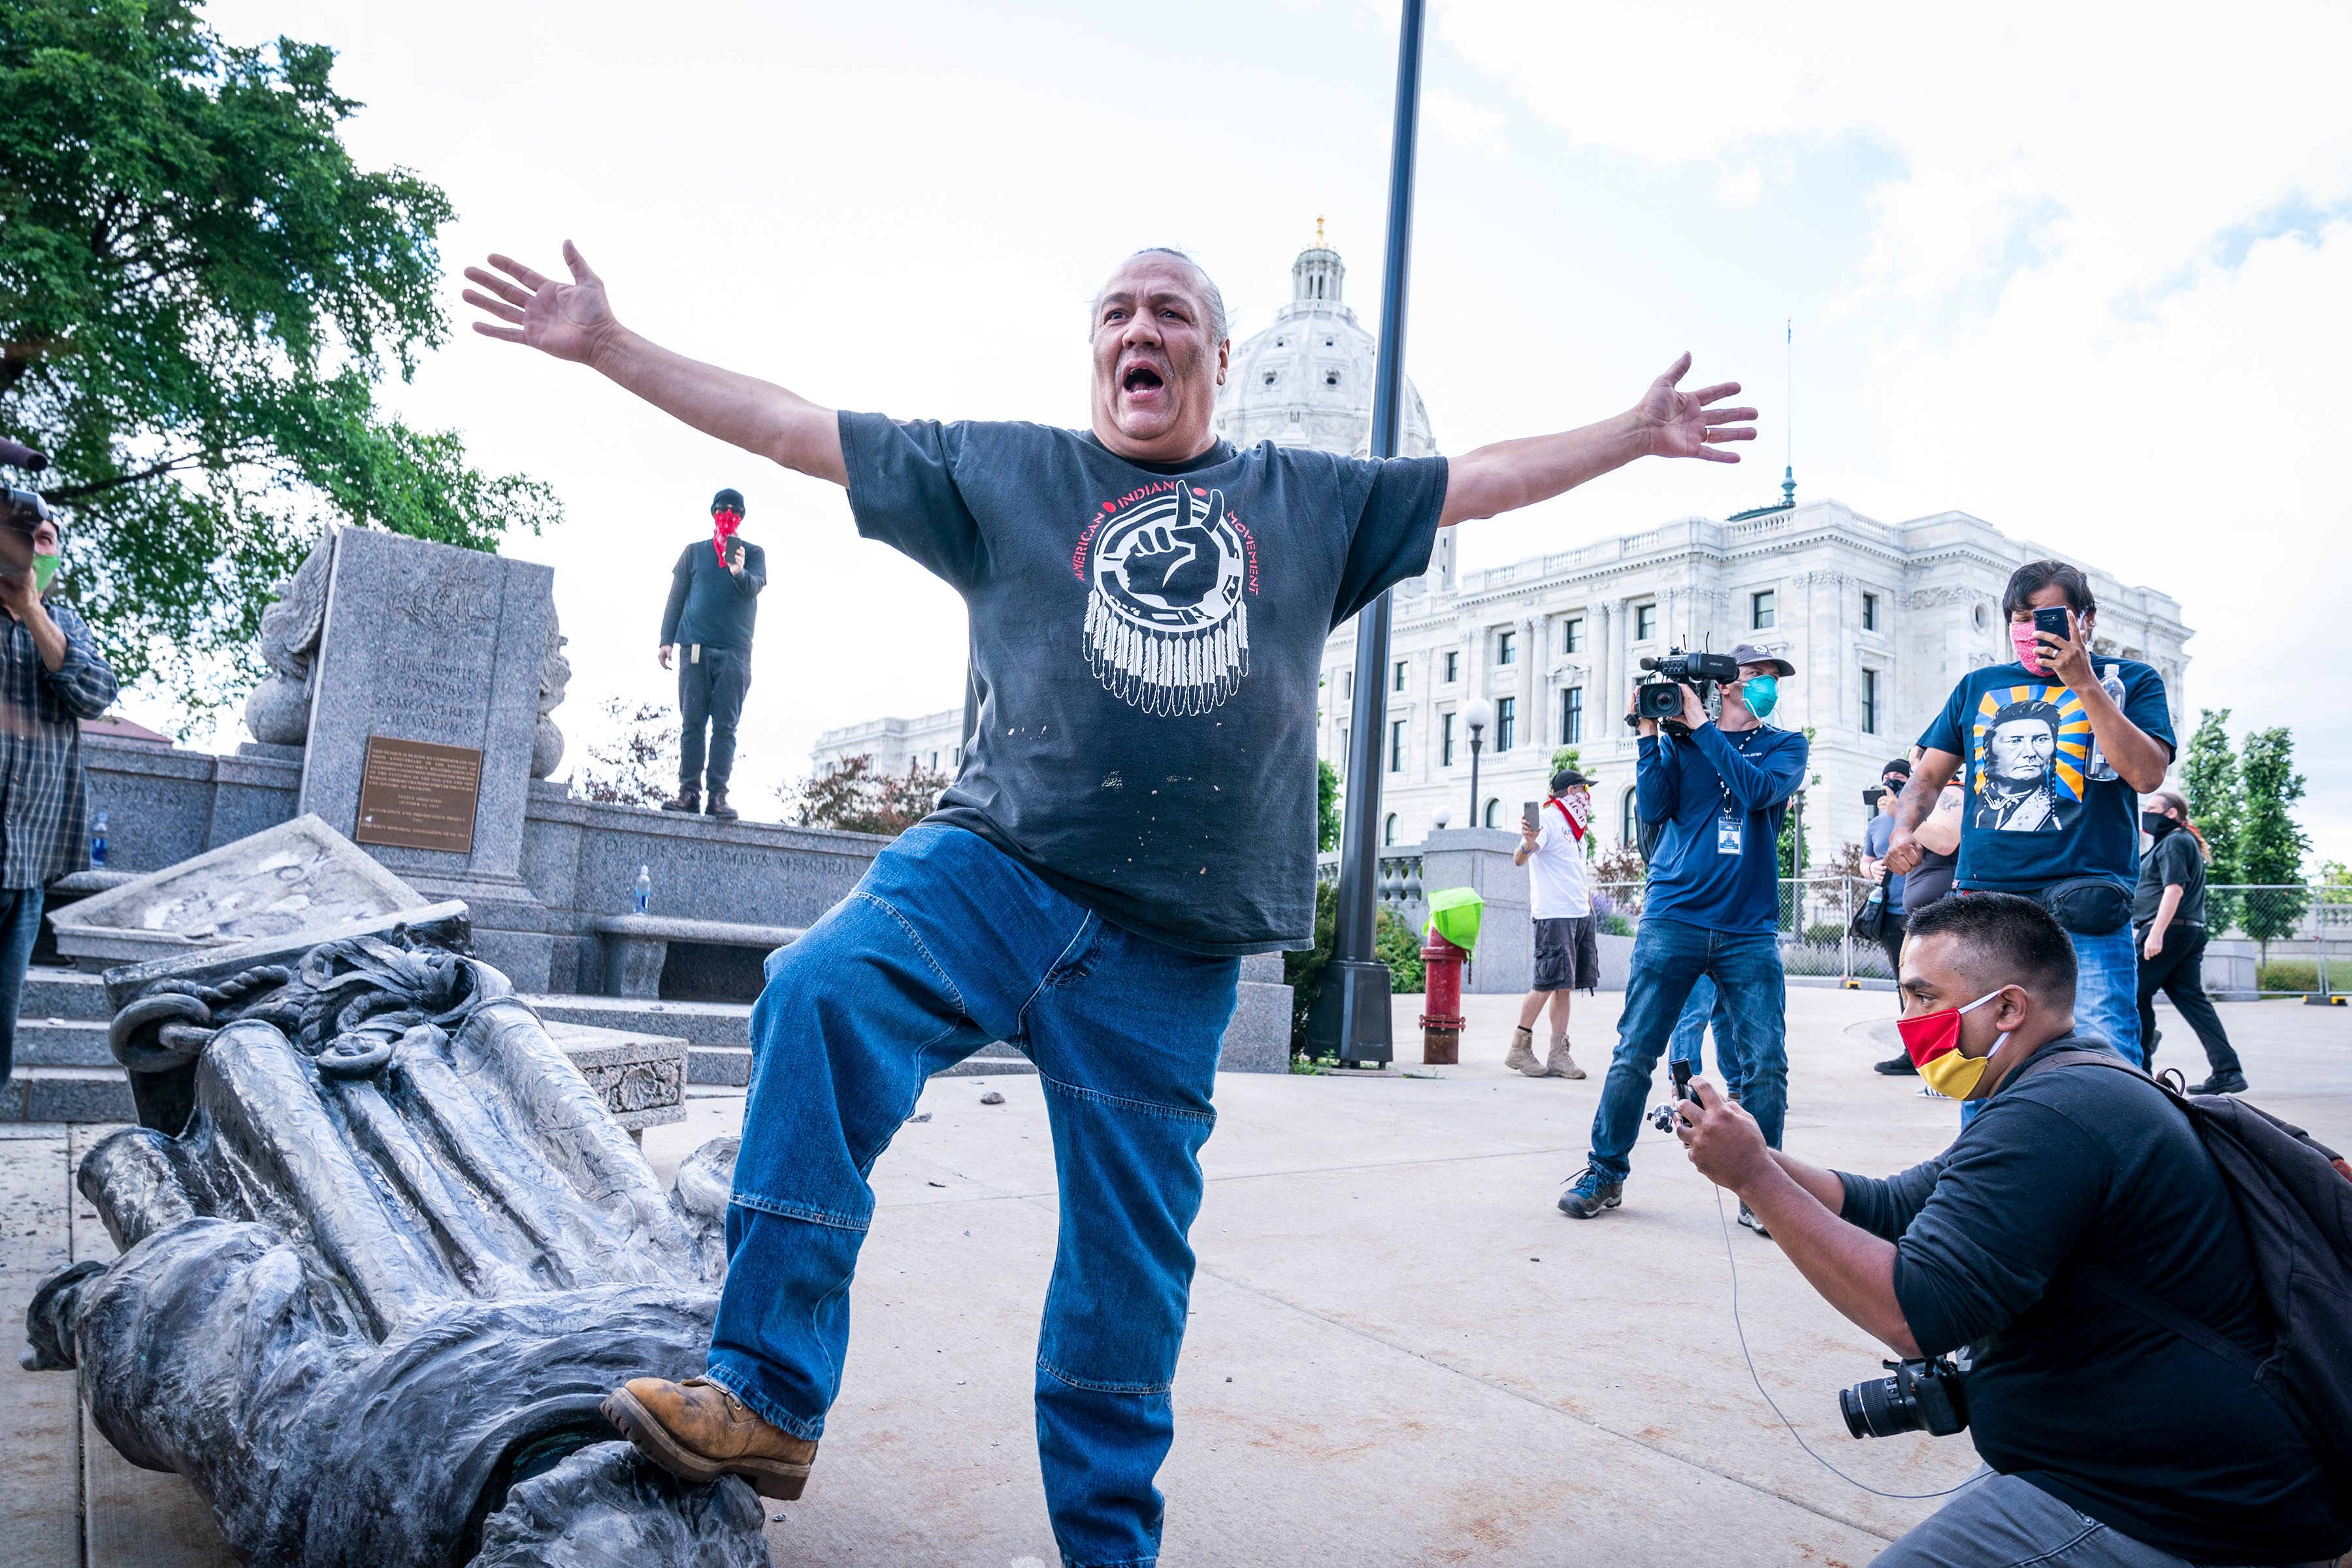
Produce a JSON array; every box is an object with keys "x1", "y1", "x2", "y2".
[
  {"x1": 1559, "y1": 642, "x2": 1805, "y2": 1232},
  {"x1": 1884, "y1": 561, "x2": 2174, "y2": 1080},
  {"x1": 1670, "y1": 892, "x2": 2344, "y2": 1567},
  {"x1": 0, "y1": 494, "x2": 118, "y2": 1100}
]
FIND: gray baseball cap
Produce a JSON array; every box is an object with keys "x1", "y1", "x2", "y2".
[{"x1": 1727, "y1": 642, "x2": 1795, "y2": 677}]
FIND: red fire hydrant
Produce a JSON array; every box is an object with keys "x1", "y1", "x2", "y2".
[{"x1": 1419, "y1": 930, "x2": 1468, "y2": 1064}]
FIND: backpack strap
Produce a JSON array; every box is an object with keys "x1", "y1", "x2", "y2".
[{"x1": 2072, "y1": 1259, "x2": 2264, "y2": 1380}]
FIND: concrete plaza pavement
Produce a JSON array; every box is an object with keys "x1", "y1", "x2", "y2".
[{"x1": 4, "y1": 986, "x2": 2345, "y2": 1567}]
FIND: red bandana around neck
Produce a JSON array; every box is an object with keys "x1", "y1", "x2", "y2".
[
  {"x1": 1550, "y1": 794, "x2": 1588, "y2": 842},
  {"x1": 711, "y1": 509, "x2": 742, "y2": 562}
]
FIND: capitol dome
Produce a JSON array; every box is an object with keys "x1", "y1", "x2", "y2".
[{"x1": 1213, "y1": 228, "x2": 1437, "y2": 460}]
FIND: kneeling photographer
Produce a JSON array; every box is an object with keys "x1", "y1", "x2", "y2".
[
  {"x1": 1673, "y1": 894, "x2": 2346, "y2": 1567},
  {"x1": 1558, "y1": 643, "x2": 1805, "y2": 1232}
]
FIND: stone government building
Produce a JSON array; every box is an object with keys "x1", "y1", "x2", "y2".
[{"x1": 817, "y1": 233, "x2": 2193, "y2": 865}]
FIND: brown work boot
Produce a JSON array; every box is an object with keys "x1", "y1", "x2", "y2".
[
  {"x1": 704, "y1": 789, "x2": 739, "y2": 821},
  {"x1": 1544, "y1": 1034, "x2": 1586, "y2": 1079},
  {"x1": 661, "y1": 787, "x2": 700, "y2": 814},
  {"x1": 1505, "y1": 1025, "x2": 1543, "y2": 1076},
  {"x1": 602, "y1": 1375, "x2": 817, "y2": 1499}
]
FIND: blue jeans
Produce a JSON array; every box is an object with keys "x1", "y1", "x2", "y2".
[
  {"x1": 1961, "y1": 925, "x2": 2141, "y2": 1126},
  {"x1": 1588, "y1": 919, "x2": 1787, "y2": 1184},
  {"x1": 708, "y1": 823, "x2": 1239, "y2": 1568},
  {"x1": 1665, "y1": 973, "x2": 1742, "y2": 1086},
  {"x1": 0, "y1": 885, "x2": 45, "y2": 1092}
]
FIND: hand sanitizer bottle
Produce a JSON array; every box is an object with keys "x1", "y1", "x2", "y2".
[
  {"x1": 90, "y1": 809, "x2": 109, "y2": 868},
  {"x1": 632, "y1": 865, "x2": 651, "y2": 915}
]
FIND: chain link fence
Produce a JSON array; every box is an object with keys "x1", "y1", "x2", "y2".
[{"x1": 1589, "y1": 879, "x2": 2352, "y2": 998}]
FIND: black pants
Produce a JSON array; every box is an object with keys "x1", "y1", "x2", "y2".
[
  {"x1": 2135, "y1": 923, "x2": 2242, "y2": 1079},
  {"x1": 1877, "y1": 917, "x2": 1907, "y2": 1005},
  {"x1": 678, "y1": 644, "x2": 751, "y2": 794}
]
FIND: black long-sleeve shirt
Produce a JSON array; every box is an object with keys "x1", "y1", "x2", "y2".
[
  {"x1": 659, "y1": 539, "x2": 767, "y2": 651},
  {"x1": 1837, "y1": 1035, "x2": 2345, "y2": 1563}
]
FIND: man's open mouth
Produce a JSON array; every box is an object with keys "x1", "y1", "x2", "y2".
[{"x1": 1121, "y1": 365, "x2": 1165, "y2": 395}]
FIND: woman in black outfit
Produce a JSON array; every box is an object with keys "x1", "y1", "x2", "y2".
[{"x1": 2134, "y1": 790, "x2": 2246, "y2": 1094}]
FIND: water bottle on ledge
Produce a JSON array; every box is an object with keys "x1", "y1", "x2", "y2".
[
  {"x1": 91, "y1": 809, "x2": 109, "y2": 868},
  {"x1": 632, "y1": 864, "x2": 651, "y2": 915}
]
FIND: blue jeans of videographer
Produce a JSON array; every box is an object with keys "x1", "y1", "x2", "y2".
[
  {"x1": 705, "y1": 823, "x2": 1239, "y2": 1568},
  {"x1": 1587, "y1": 919, "x2": 1787, "y2": 1184}
]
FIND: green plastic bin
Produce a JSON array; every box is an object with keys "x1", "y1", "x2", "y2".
[{"x1": 1425, "y1": 887, "x2": 1483, "y2": 953}]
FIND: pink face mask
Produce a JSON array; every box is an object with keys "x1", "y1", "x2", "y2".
[{"x1": 2010, "y1": 620, "x2": 2047, "y2": 673}]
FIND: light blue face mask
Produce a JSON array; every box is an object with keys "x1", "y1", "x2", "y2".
[{"x1": 1741, "y1": 674, "x2": 1779, "y2": 719}]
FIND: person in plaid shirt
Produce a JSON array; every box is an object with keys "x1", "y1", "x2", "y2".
[{"x1": 0, "y1": 506, "x2": 118, "y2": 1096}]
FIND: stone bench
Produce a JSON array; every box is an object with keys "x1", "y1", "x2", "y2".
[{"x1": 592, "y1": 913, "x2": 806, "y2": 1002}]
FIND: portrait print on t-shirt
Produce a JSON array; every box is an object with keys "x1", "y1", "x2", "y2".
[
  {"x1": 1968, "y1": 681, "x2": 2092, "y2": 833},
  {"x1": 1079, "y1": 480, "x2": 1258, "y2": 717}
]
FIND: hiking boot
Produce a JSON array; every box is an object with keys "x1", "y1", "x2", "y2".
[
  {"x1": 704, "y1": 789, "x2": 739, "y2": 821},
  {"x1": 1738, "y1": 1201, "x2": 1772, "y2": 1238},
  {"x1": 1558, "y1": 1166, "x2": 1623, "y2": 1219},
  {"x1": 1872, "y1": 1053, "x2": 1918, "y2": 1076},
  {"x1": 2185, "y1": 1070, "x2": 2249, "y2": 1096},
  {"x1": 1543, "y1": 1036, "x2": 1586, "y2": 1079},
  {"x1": 661, "y1": 787, "x2": 700, "y2": 814},
  {"x1": 602, "y1": 1375, "x2": 817, "y2": 1499},
  {"x1": 1505, "y1": 1026, "x2": 1543, "y2": 1077}
]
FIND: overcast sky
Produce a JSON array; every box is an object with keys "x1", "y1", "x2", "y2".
[{"x1": 178, "y1": 0, "x2": 2352, "y2": 860}]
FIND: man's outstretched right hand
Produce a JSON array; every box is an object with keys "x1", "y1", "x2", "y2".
[{"x1": 464, "y1": 241, "x2": 619, "y2": 367}]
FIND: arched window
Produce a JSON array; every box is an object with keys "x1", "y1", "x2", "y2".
[
  {"x1": 1622, "y1": 787, "x2": 1639, "y2": 845},
  {"x1": 1484, "y1": 797, "x2": 1501, "y2": 828},
  {"x1": 1383, "y1": 813, "x2": 1398, "y2": 846}
]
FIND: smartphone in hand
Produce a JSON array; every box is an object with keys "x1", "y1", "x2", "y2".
[
  {"x1": 2029, "y1": 606, "x2": 2070, "y2": 672},
  {"x1": 1522, "y1": 800, "x2": 1541, "y2": 834}
]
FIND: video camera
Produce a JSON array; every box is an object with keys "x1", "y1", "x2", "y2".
[
  {"x1": 1840, "y1": 1354, "x2": 1968, "y2": 1439},
  {"x1": 1627, "y1": 647, "x2": 1742, "y2": 734}
]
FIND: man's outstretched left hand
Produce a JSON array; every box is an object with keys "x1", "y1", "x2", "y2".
[
  {"x1": 1634, "y1": 353, "x2": 1758, "y2": 465},
  {"x1": 1673, "y1": 1079, "x2": 1774, "y2": 1192}
]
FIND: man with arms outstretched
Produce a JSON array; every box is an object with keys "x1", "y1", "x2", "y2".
[{"x1": 464, "y1": 240, "x2": 1756, "y2": 1567}]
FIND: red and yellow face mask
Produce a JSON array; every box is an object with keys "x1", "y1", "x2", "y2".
[{"x1": 1897, "y1": 988, "x2": 2010, "y2": 1100}]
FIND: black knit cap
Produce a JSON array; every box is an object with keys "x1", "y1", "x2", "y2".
[{"x1": 711, "y1": 487, "x2": 746, "y2": 515}]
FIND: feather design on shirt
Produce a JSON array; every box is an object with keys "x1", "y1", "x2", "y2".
[{"x1": 1082, "y1": 483, "x2": 1250, "y2": 717}]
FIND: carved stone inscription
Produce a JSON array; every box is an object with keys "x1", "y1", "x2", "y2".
[{"x1": 356, "y1": 736, "x2": 483, "y2": 854}]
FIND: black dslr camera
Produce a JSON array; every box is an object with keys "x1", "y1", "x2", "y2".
[
  {"x1": 0, "y1": 485, "x2": 50, "y2": 584},
  {"x1": 1646, "y1": 1056, "x2": 1698, "y2": 1134},
  {"x1": 1840, "y1": 1355, "x2": 1968, "y2": 1439},
  {"x1": 1628, "y1": 647, "x2": 1742, "y2": 734}
]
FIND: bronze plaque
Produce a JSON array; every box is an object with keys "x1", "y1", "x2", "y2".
[{"x1": 355, "y1": 736, "x2": 482, "y2": 854}]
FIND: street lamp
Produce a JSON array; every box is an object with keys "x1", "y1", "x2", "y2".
[
  {"x1": 1463, "y1": 696, "x2": 1494, "y2": 829},
  {"x1": 1305, "y1": 0, "x2": 1429, "y2": 1071}
]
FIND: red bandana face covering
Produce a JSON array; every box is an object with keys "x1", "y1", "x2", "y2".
[
  {"x1": 1550, "y1": 794, "x2": 1589, "y2": 841},
  {"x1": 712, "y1": 509, "x2": 742, "y2": 562}
]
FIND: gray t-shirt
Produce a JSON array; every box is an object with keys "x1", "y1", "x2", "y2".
[
  {"x1": 1864, "y1": 810, "x2": 1907, "y2": 915},
  {"x1": 840, "y1": 414, "x2": 1447, "y2": 956},
  {"x1": 2132, "y1": 826, "x2": 2206, "y2": 928}
]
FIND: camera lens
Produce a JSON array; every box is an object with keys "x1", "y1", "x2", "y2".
[{"x1": 1840, "y1": 1375, "x2": 1918, "y2": 1439}]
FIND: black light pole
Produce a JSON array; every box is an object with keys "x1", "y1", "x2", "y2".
[
  {"x1": 1306, "y1": 0, "x2": 1428, "y2": 1070},
  {"x1": 1463, "y1": 696, "x2": 1492, "y2": 828}
]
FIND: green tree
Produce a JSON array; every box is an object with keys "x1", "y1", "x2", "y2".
[
  {"x1": 2180, "y1": 708, "x2": 2244, "y2": 932},
  {"x1": 779, "y1": 753, "x2": 951, "y2": 837},
  {"x1": 1316, "y1": 757, "x2": 1339, "y2": 853},
  {"x1": 2236, "y1": 726, "x2": 2310, "y2": 959},
  {"x1": 1548, "y1": 745, "x2": 1582, "y2": 777},
  {"x1": 1776, "y1": 725, "x2": 1820, "y2": 885},
  {"x1": 0, "y1": 0, "x2": 559, "y2": 711}
]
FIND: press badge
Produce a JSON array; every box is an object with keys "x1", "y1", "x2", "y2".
[{"x1": 1716, "y1": 812, "x2": 1743, "y2": 855}]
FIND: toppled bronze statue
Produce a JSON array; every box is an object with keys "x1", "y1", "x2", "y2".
[{"x1": 22, "y1": 919, "x2": 766, "y2": 1567}]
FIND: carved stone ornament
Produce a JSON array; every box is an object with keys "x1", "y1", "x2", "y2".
[
  {"x1": 532, "y1": 606, "x2": 572, "y2": 779},
  {"x1": 20, "y1": 923, "x2": 765, "y2": 1566},
  {"x1": 242, "y1": 531, "x2": 338, "y2": 746}
]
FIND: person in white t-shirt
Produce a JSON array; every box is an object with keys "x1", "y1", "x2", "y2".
[{"x1": 1508, "y1": 768, "x2": 1598, "y2": 1079}]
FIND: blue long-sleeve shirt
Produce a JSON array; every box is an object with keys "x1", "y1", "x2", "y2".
[{"x1": 1634, "y1": 723, "x2": 1808, "y2": 933}]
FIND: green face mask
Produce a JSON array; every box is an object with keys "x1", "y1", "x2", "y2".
[{"x1": 31, "y1": 554, "x2": 57, "y2": 593}]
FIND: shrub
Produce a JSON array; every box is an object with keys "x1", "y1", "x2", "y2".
[
  {"x1": 2257, "y1": 960, "x2": 2319, "y2": 993},
  {"x1": 1286, "y1": 880, "x2": 1424, "y2": 1056}
]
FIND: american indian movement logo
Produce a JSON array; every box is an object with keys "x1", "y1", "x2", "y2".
[{"x1": 1073, "y1": 480, "x2": 1258, "y2": 717}]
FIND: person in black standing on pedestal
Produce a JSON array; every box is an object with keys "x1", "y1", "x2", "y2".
[
  {"x1": 659, "y1": 487, "x2": 766, "y2": 820},
  {"x1": 2134, "y1": 789, "x2": 2246, "y2": 1094}
]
